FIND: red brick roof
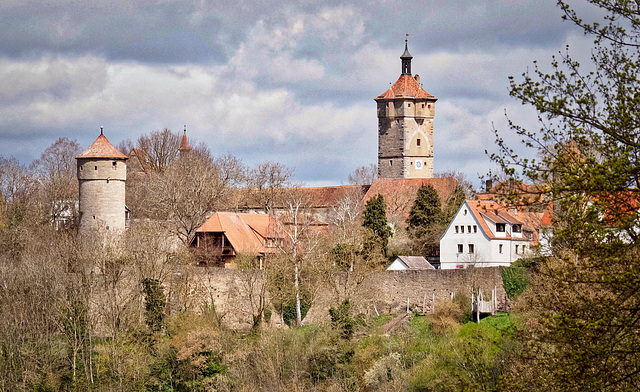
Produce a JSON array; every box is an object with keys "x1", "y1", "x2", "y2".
[
  {"x1": 179, "y1": 131, "x2": 191, "y2": 152},
  {"x1": 196, "y1": 212, "x2": 281, "y2": 254},
  {"x1": 363, "y1": 177, "x2": 458, "y2": 220},
  {"x1": 76, "y1": 134, "x2": 127, "y2": 159},
  {"x1": 294, "y1": 185, "x2": 369, "y2": 208},
  {"x1": 375, "y1": 74, "x2": 437, "y2": 101},
  {"x1": 466, "y1": 199, "x2": 543, "y2": 244}
]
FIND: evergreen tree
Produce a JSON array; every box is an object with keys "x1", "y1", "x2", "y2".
[
  {"x1": 407, "y1": 185, "x2": 444, "y2": 230},
  {"x1": 363, "y1": 194, "x2": 391, "y2": 256},
  {"x1": 141, "y1": 278, "x2": 166, "y2": 333}
]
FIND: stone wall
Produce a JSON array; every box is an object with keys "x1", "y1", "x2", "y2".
[{"x1": 164, "y1": 266, "x2": 506, "y2": 330}]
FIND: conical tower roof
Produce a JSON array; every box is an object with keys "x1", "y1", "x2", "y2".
[
  {"x1": 179, "y1": 126, "x2": 192, "y2": 152},
  {"x1": 76, "y1": 128, "x2": 127, "y2": 159}
]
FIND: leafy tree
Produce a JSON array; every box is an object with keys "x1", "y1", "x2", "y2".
[
  {"x1": 492, "y1": 1, "x2": 640, "y2": 390},
  {"x1": 363, "y1": 194, "x2": 391, "y2": 256}
]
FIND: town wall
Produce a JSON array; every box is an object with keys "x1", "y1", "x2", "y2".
[{"x1": 163, "y1": 266, "x2": 506, "y2": 330}]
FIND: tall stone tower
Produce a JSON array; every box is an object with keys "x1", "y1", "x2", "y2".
[
  {"x1": 76, "y1": 128, "x2": 128, "y2": 241},
  {"x1": 375, "y1": 38, "x2": 438, "y2": 179}
]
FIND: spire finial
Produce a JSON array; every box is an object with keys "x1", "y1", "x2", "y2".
[
  {"x1": 400, "y1": 34, "x2": 413, "y2": 75},
  {"x1": 184, "y1": 124, "x2": 187, "y2": 135},
  {"x1": 100, "y1": 126, "x2": 104, "y2": 136}
]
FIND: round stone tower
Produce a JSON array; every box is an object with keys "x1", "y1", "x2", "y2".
[{"x1": 76, "y1": 128, "x2": 128, "y2": 242}]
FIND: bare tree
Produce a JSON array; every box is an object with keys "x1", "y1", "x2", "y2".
[
  {"x1": 30, "y1": 137, "x2": 81, "y2": 227},
  {"x1": 136, "y1": 128, "x2": 181, "y2": 172},
  {"x1": 348, "y1": 163, "x2": 377, "y2": 186},
  {"x1": 144, "y1": 152, "x2": 230, "y2": 245},
  {"x1": 436, "y1": 170, "x2": 476, "y2": 198},
  {"x1": 271, "y1": 189, "x2": 321, "y2": 326},
  {"x1": 245, "y1": 161, "x2": 294, "y2": 213}
]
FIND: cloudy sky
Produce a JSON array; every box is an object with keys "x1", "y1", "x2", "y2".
[{"x1": 0, "y1": 0, "x2": 598, "y2": 187}]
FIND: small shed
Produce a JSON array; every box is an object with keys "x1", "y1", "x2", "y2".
[{"x1": 387, "y1": 256, "x2": 435, "y2": 271}]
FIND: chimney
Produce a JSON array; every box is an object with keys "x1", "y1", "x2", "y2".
[{"x1": 485, "y1": 179, "x2": 493, "y2": 193}]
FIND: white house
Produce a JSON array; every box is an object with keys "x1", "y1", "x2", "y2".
[{"x1": 439, "y1": 200, "x2": 544, "y2": 269}]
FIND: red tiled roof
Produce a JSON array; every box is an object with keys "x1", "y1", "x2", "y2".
[
  {"x1": 375, "y1": 74, "x2": 437, "y2": 101},
  {"x1": 294, "y1": 185, "x2": 369, "y2": 208},
  {"x1": 465, "y1": 200, "x2": 543, "y2": 244},
  {"x1": 196, "y1": 212, "x2": 281, "y2": 254},
  {"x1": 363, "y1": 177, "x2": 459, "y2": 220},
  {"x1": 179, "y1": 131, "x2": 191, "y2": 152},
  {"x1": 76, "y1": 134, "x2": 127, "y2": 159}
]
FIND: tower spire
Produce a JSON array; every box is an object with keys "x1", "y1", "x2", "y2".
[
  {"x1": 179, "y1": 125, "x2": 192, "y2": 153},
  {"x1": 401, "y1": 33, "x2": 413, "y2": 75}
]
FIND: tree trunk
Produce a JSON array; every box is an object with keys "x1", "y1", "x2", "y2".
[{"x1": 295, "y1": 262, "x2": 301, "y2": 327}]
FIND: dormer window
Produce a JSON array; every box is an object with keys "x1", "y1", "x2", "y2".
[
  {"x1": 512, "y1": 224, "x2": 522, "y2": 233},
  {"x1": 496, "y1": 223, "x2": 506, "y2": 232}
]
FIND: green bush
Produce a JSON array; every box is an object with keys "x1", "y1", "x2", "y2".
[{"x1": 501, "y1": 260, "x2": 530, "y2": 299}]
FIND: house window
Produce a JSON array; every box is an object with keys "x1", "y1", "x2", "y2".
[
  {"x1": 463, "y1": 209, "x2": 468, "y2": 216},
  {"x1": 467, "y1": 225, "x2": 472, "y2": 233},
  {"x1": 457, "y1": 244, "x2": 463, "y2": 253},
  {"x1": 499, "y1": 244, "x2": 503, "y2": 253},
  {"x1": 513, "y1": 224, "x2": 522, "y2": 233},
  {"x1": 515, "y1": 245, "x2": 519, "y2": 254},
  {"x1": 417, "y1": 138, "x2": 421, "y2": 146},
  {"x1": 455, "y1": 226, "x2": 459, "y2": 234},
  {"x1": 461, "y1": 226, "x2": 464, "y2": 233},
  {"x1": 473, "y1": 225, "x2": 477, "y2": 233},
  {"x1": 468, "y1": 244, "x2": 475, "y2": 254},
  {"x1": 496, "y1": 223, "x2": 506, "y2": 232}
]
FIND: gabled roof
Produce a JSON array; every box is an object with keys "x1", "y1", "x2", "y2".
[
  {"x1": 375, "y1": 74, "x2": 437, "y2": 101},
  {"x1": 196, "y1": 212, "x2": 281, "y2": 254},
  {"x1": 76, "y1": 134, "x2": 127, "y2": 160},
  {"x1": 394, "y1": 256, "x2": 435, "y2": 270},
  {"x1": 464, "y1": 200, "x2": 543, "y2": 243}
]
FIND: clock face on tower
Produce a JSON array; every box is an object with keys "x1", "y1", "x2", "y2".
[{"x1": 415, "y1": 160, "x2": 423, "y2": 170}]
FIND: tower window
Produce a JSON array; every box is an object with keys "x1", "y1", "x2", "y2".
[
  {"x1": 422, "y1": 103, "x2": 425, "y2": 108},
  {"x1": 112, "y1": 162, "x2": 117, "y2": 170},
  {"x1": 408, "y1": 103, "x2": 411, "y2": 107},
  {"x1": 417, "y1": 139, "x2": 421, "y2": 146},
  {"x1": 389, "y1": 160, "x2": 392, "y2": 166},
  {"x1": 94, "y1": 166, "x2": 97, "y2": 170}
]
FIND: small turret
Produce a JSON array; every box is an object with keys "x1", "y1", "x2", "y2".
[{"x1": 179, "y1": 125, "x2": 192, "y2": 154}]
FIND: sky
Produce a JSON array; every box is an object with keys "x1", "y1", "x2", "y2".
[{"x1": 0, "y1": 0, "x2": 599, "y2": 188}]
